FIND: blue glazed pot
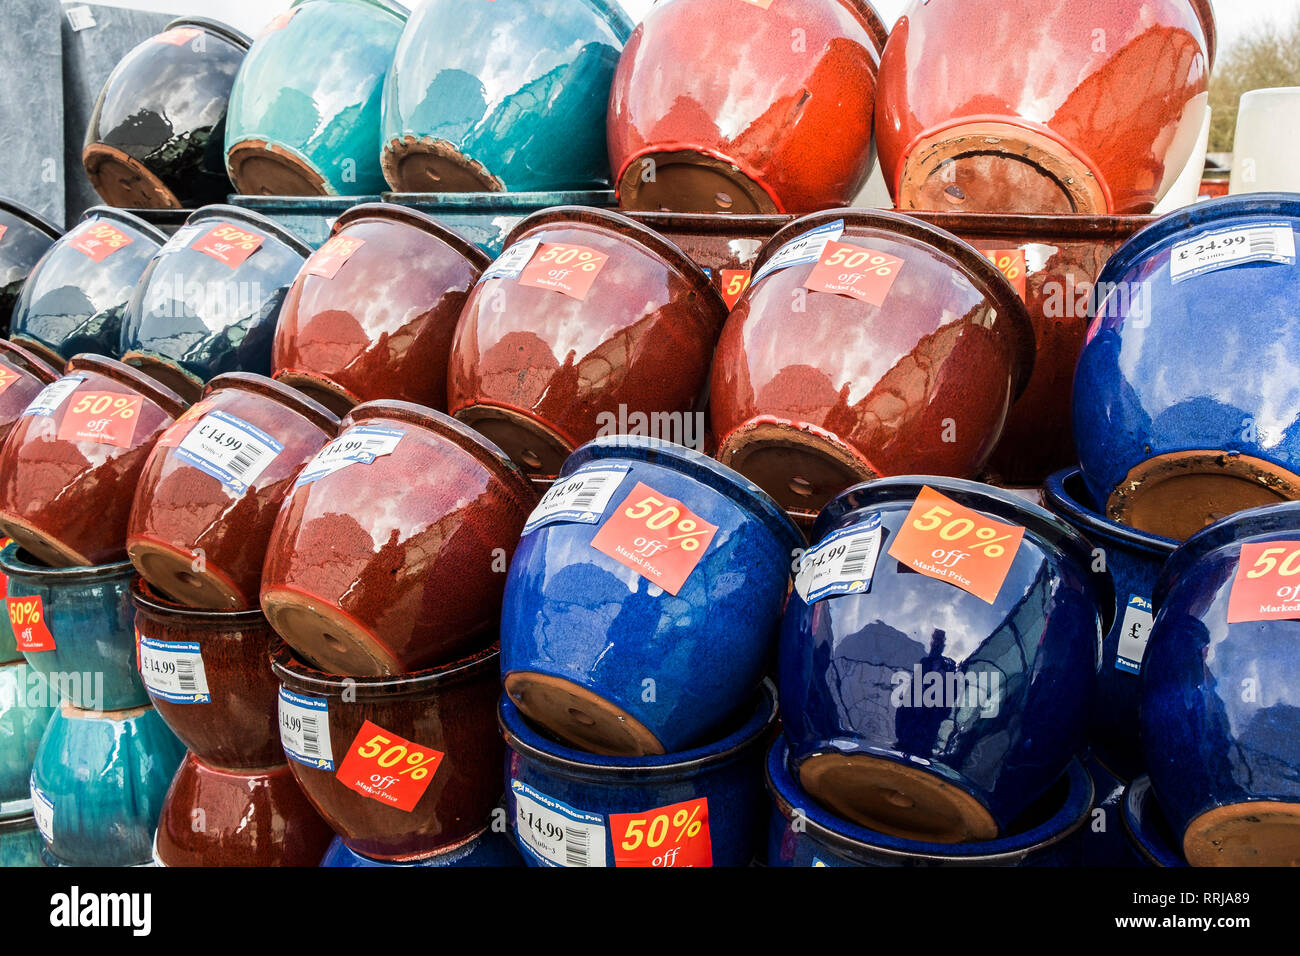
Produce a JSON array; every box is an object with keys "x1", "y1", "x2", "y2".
[
  {"x1": 0, "y1": 198, "x2": 61, "y2": 338},
  {"x1": 1140, "y1": 500, "x2": 1300, "y2": 867},
  {"x1": 1122, "y1": 775, "x2": 1187, "y2": 868},
  {"x1": 780, "y1": 476, "x2": 1103, "y2": 843},
  {"x1": 225, "y1": 0, "x2": 408, "y2": 197},
  {"x1": 0, "y1": 815, "x2": 42, "y2": 866},
  {"x1": 0, "y1": 662, "x2": 56, "y2": 817},
  {"x1": 502, "y1": 680, "x2": 776, "y2": 867},
  {"x1": 384, "y1": 191, "x2": 617, "y2": 256},
  {"x1": 1076, "y1": 752, "x2": 1145, "y2": 867},
  {"x1": 766, "y1": 741, "x2": 1094, "y2": 867},
  {"x1": 30, "y1": 703, "x2": 185, "y2": 867},
  {"x1": 119, "y1": 204, "x2": 312, "y2": 401},
  {"x1": 320, "y1": 827, "x2": 523, "y2": 867},
  {"x1": 1074, "y1": 193, "x2": 1300, "y2": 542},
  {"x1": 380, "y1": 0, "x2": 631, "y2": 194},
  {"x1": 229, "y1": 195, "x2": 381, "y2": 248},
  {"x1": 9, "y1": 207, "x2": 167, "y2": 369},
  {"x1": 500, "y1": 436, "x2": 801, "y2": 755},
  {"x1": 1043, "y1": 467, "x2": 1177, "y2": 781}
]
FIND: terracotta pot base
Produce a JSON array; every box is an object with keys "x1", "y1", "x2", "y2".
[
  {"x1": 1183, "y1": 801, "x2": 1300, "y2": 867},
  {"x1": 82, "y1": 143, "x2": 183, "y2": 211},
  {"x1": 128, "y1": 536, "x2": 246, "y2": 610},
  {"x1": 272, "y1": 369, "x2": 361, "y2": 417},
  {"x1": 261, "y1": 588, "x2": 401, "y2": 675},
  {"x1": 716, "y1": 421, "x2": 877, "y2": 514},
  {"x1": 618, "y1": 150, "x2": 780, "y2": 214},
  {"x1": 121, "y1": 352, "x2": 206, "y2": 404},
  {"x1": 9, "y1": 336, "x2": 68, "y2": 373},
  {"x1": 0, "y1": 512, "x2": 92, "y2": 569},
  {"x1": 503, "y1": 671, "x2": 665, "y2": 757},
  {"x1": 454, "y1": 405, "x2": 574, "y2": 479},
  {"x1": 227, "y1": 139, "x2": 330, "y2": 197},
  {"x1": 381, "y1": 135, "x2": 505, "y2": 193}
]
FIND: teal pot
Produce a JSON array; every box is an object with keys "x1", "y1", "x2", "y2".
[
  {"x1": 380, "y1": 0, "x2": 631, "y2": 193},
  {"x1": 0, "y1": 815, "x2": 42, "y2": 866},
  {"x1": 225, "y1": 0, "x2": 409, "y2": 197},
  {"x1": 384, "y1": 191, "x2": 617, "y2": 257},
  {"x1": 0, "y1": 199, "x2": 62, "y2": 337},
  {"x1": 30, "y1": 702, "x2": 185, "y2": 867},
  {"x1": 230, "y1": 195, "x2": 381, "y2": 248},
  {"x1": 0, "y1": 662, "x2": 56, "y2": 817}
]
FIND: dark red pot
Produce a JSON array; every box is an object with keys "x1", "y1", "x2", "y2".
[
  {"x1": 0, "y1": 340, "x2": 60, "y2": 447},
  {"x1": 709, "y1": 209, "x2": 1034, "y2": 513},
  {"x1": 273, "y1": 203, "x2": 491, "y2": 415},
  {"x1": 0, "y1": 355, "x2": 187, "y2": 568},
  {"x1": 270, "y1": 639, "x2": 503, "y2": 862},
  {"x1": 127, "y1": 372, "x2": 338, "y2": 610},
  {"x1": 154, "y1": 753, "x2": 334, "y2": 867},
  {"x1": 260, "y1": 401, "x2": 535, "y2": 676},
  {"x1": 447, "y1": 207, "x2": 726, "y2": 478}
]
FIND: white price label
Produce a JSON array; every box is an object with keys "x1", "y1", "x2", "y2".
[
  {"x1": 139, "y1": 636, "x2": 210, "y2": 703},
  {"x1": 175, "y1": 410, "x2": 284, "y2": 493},
  {"x1": 479, "y1": 235, "x2": 543, "y2": 283},
  {"x1": 522, "y1": 465, "x2": 630, "y2": 535},
  {"x1": 156, "y1": 223, "x2": 204, "y2": 256},
  {"x1": 512, "y1": 780, "x2": 607, "y2": 868},
  {"x1": 1171, "y1": 223, "x2": 1295, "y2": 283},
  {"x1": 294, "y1": 425, "x2": 403, "y2": 487},
  {"x1": 1115, "y1": 594, "x2": 1154, "y2": 675},
  {"x1": 30, "y1": 779, "x2": 53, "y2": 842},
  {"x1": 752, "y1": 219, "x2": 844, "y2": 286},
  {"x1": 795, "y1": 515, "x2": 883, "y2": 604},
  {"x1": 22, "y1": 375, "x2": 85, "y2": 418},
  {"x1": 278, "y1": 688, "x2": 333, "y2": 769}
]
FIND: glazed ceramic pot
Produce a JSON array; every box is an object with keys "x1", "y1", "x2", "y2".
[
  {"x1": 9, "y1": 208, "x2": 166, "y2": 369},
  {"x1": 1122, "y1": 775, "x2": 1187, "y2": 867},
  {"x1": 1074, "y1": 194, "x2": 1300, "y2": 541},
  {"x1": 501, "y1": 436, "x2": 800, "y2": 755},
  {"x1": 0, "y1": 340, "x2": 60, "y2": 448},
  {"x1": 1, "y1": 544, "x2": 147, "y2": 711},
  {"x1": 230, "y1": 195, "x2": 382, "y2": 248},
  {"x1": 128, "y1": 210, "x2": 194, "y2": 236},
  {"x1": 448, "y1": 207, "x2": 727, "y2": 480},
  {"x1": 224, "y1": 0, "x2": 408, "y2": 197},
  {"x1": 128, "y1": 373, "x2": 338, "y2": 609},
  {"x1": 876, "y1": 0, "x2": 1215, "y2": 214},
  {"x1": 0, "y1": 815, "x2": 42, "y2": 866},
  {"x1": 1154, "y1": 104, "x2": 1212, "y2": 214},
  {"x1": 119, "y1": 205, "x2": 313, "y2": 401},
  {"x1": 262, "y1": 401, "x2": 534, "y2": 675},
  {"x1": 608, "y1": 0, "x2": 886, "y2": 214},
  {"x1": 154, "y1": 755, "x2": 334, "y2": 866},
  {"x1": 767, "y1": 742, "x2": 1093, "y2": 867},
  {"x1": 1141, "y1": 502, "x2": 1300, "y2": 866},
  {"x1": 83, "y1": 17, "x2": 251, "y2": 209},
  {"x1": 381, "y1": 0, "x2": 631, "y2": 193},
  {"x1": 385, "y1": 191, "x2": 617, "y2": 257},
  {"x1": 273, "y1": 203, "x2": 490, "y2": 414},
  {"x1": 0, "y1": 355, "x2": 187, "y2": 568},
  {"x1": 30, "y1": 702, "x2": 184, "y2": 867},
  {"x1": 1229, "y1": 89, "x2": 1300, "y2": 195},
  {"x1": 502, "y1": 680, "x2": 776, "y2": 867},
  {"x1": 780, "y1": 477, "x2": 1102, "y2": 842},
  {"x1": 319, "y1": 827, "x2": 521, "y2": 867},
  {"x1": 0, "y1": 200, "x2": 61, "y2": 337},
  {"x1": 131, "y1": 578, "x2": 283, "y2": 769},
  {"x1": 271, "y1": 640, "x2": 503, "y2": 861},
  {"x1": 710, "y1": 210, "x2": 1034, "y2": 513},
  {"x1": 1076, "y1": 753, "x2": 1144, "y2": 867},
  {"x1": 0, "y1": 662, "x2": 56, "y2": 817}
]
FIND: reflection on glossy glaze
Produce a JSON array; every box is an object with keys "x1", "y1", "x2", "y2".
[
  {"x1": 0, "y1": 663, "x2": 56, "y2": 814},
  {"x1": 0, "y1": 200, "x2": 61, "y2": 338},
  {"x1": 1121, "y1": 774, "x2": 1187, "y2": 867},
  {"x1": 320, "y1": 828, "x2": 522, "y2": 867}
]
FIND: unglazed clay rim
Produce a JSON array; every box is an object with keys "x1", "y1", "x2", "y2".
[
  {"x1": 383, "y1": 190, "x2": 616, "y2": 211},
  {"x1": 0, "y1": 541, "x2": 133, "y2": 584},
  {"x1": 332, "y1": 202, "x2": 492, "y2": 270},
  {"x1": 268, "y1": 636, "x2": 498, "y2": 699},
  {"x1": 1182, "y1": 800, "x2": 1300, "y2": 866},
  {"x1": 0, "y1": 340, "x2": 59, "y2": 385},
  {"x1": 78, "y1": 205, "x2": 169, "y2": 246},
  {"x1": 203, "y1": 371, "x2": 340, "y2": 435},
  {"x1": 1042, "y1": 467, "x2": 1178, "y2": 560},
  {"x1": 82, "y1": 144, "x2": 182, "y2": 210},
  {"x1": 185, "y1": 203, "x2": 314, "y2": 259},
  {"x1": 0, "y1": 199, "x2": 62, "y2": 240},
  {"x1": 1121, "y1": 775, "x2": 1185, "y2": 867},
  {"x1": 164, "y1": 15, "x2": 253, "y2": 50},
  {"x1": 66, "y1": 353, "x2": 189, "y2": 419},
  {"x1": 130, "y1": 574, "x2": 268, "y2": 627}
]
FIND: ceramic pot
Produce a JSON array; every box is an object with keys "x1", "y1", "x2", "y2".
[
  {"x1": 0, "y1": 815, "x2": 42, "y2": 866},
  {"x1": 710, "y1": 210, "x2": 1034, "y2": 514},
  {"x1": 381, "y1": 0, "x2": 631, "y2": 193},
  {"x1": 83, "y1": 17, "x2": 251, "y2": 209},
  {"x1": 9, "y1": 208, "x2": 166, "y2": 368},
  {"x1": 502, "y1": 680, "x2": 776, "y2": 867},
  {"x1": 0, "y1": 340, "x2": 60, "y2": 448},
  {"x1": 448, "y1": 207, "x2": 727, "y2": 480},
  {"x1": 273, "y1": 203, "x2": 490, "y2": 414},
  {"x1": 30, "y1": 702, "x2": 184, "y2": 867},
  {"x1": 1074, "y1": 194, "x2": 1300, "y2": 541},
  {"x1": 385, "y1": 191, "x2": 617, "y2": 257},
  {"x1": 0, "y1": 200, "x2": 61, "y2": 337},
  {"x1": 230, "y1": 195, "x2": 382, "y2": 248},
  {"x1": 608, "y1": 0, "x2": 886, "y2": 214},
  {"x1": 271, "y1": 639, "x2": 503, "y2": 862},
  {"x1": 128, "y1": 373, "x2": 338, "y2": 609},
  {"x1": 1077, "y1": 753, "x2": 1145, "y2": 867},
  {"x1": 0, "y1": 662, "x2": 56, "y2": 817},
  {"x1": 0, "y1": 544, "x2": 146, "y2": 710},
  {"x1": 1141, "y1": 502, "x2": 1300, "y2": 866},
  {"x1": 501, "y1": 436, "x2": 800, "y2": 755},
  {"x1": 131, "y1": 577, "x2": 282, "y2": 769},
  {"x1": 119, "y1": 205, "x2": 313, "y2": 401},
  {"x1": 876, "y1": 0, "x2": 1215, "y2": 214},
  {"x1": 1154, "y1": 104, "x2": 1212, "y2": 214},
  {"x1": 780, "y1": 477, "x2": 1103, "y2": 842},
  {"x1": 319, "y1": 827, "x2": 521, "y2": 867},
  {"x1": 0, "y1": 355, "x2": 187, "y2": 568},
  {"x1": 224, "y1": 0, "x2": 408, "y2": 197},
  {"x1": 1122, "y1": 775, "x2": 1187, "y2": 867},
  {"x1": 1229, "y1": 89, "x2": 1300, "y2": 195}
]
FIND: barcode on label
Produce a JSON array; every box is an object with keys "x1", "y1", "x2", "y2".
[
  {"x1": 565, "y1": 826, "x2": 591, "y2": 867},
  {"x1": 795, "y1": 515, "x2": 883, "y2": 604},
  {"x1": 279, "y1": 688, "x2": 334, "y2": 769},
  {"x1": 176, "y1": 659, "x2": 196, "y2": 693},
  {"x1": 175, "y1": 410, "x2": 284, "y2": 493},
  {"x1": 840, "y1": 534, "x2": 878, "y2": 576},
  {"x1": 511, "y1": 779, "x2": 607, "y2": 867},
  {"x1": 523, "y1": 465, "x2": 630, "y2": 534}
]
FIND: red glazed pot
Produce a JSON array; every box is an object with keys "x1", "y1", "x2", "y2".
[
  {"x1": 0, "y1": 355, "x2": 187, "y2": 568},
  {"x1": 127, "y1": 372, "x2": 338, "y2": 610},
  {"x1": 876, "y1": 0, "x2": 1215, "y2": 214},
  {"x1": 608, "y1": 0, "x2": 886, "y2": 214},
  {"x1": 710, "y1": 209, "x2": 1034, "y2": 513},
  {"x1": 154, "y1": 754, "x2": 334, "y2": 867},
  {"x1": 0, "y1": 340, "x2": 60, "y2": 447},
  {"x1": 447, "y1": 207, "x2": 726, "y2": 478},
  {"x1": 273, "y1": 203, "x2": 491, "y2": 415},
  {"x1": 260, "y1": 400, "x2": 535, "y2": 676},
  {"x1": 270, "y1": 639, "x2": 503, "y2": 862},
  {"x1": 132, "y1": 576, "x2": 284, "y2": 770}
]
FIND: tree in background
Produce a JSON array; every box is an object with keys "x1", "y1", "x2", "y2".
[{"x1": 1209, "y1": 10, "x2": 1300, "y2": 152}]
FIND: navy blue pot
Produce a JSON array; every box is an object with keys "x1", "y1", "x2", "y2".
[
  {"x1": 1074, "y1": 193, "x2": 1300, "y2": 542},
  {"x1": 1075, "y1": 752, "x2": 1145, "y2": 867},
  {"x1": 501, "y1": 436, "x2": 800, "y2": 755},
  {"x1": 502, "y1": 680, "x2": 777, "y2": 867},
  {"x1": 1044, "y1": 467, "x2": 1177, "y2": 781},
  {"x1": 1141, "y1": 500, "x2": 1300, "y2": 867},
  {"x1": 0, "y1": 814, "x2": 42, "y2": 866},
  {"x1": 10, "y1": 207, "x2": 166, "y2": 369},
  {"x1": 384, "y1": 190, "x2": 616, "y2": 256},
  {"x1": 320, "y1": 828, "x2": 522, "y2": 867},
  {"x1": 229, "y1": 195, "x2": 381, "y2": 249},
  {"x1": 0, "y1": 199, "x2": 61, "y2": 338},
  {"x1": 780, "y1": 476, "x2": 1103, "y2": 843},
  {"x1": 1122, "y1": 775, "x2": 1187, "y2": 868},
  {"x1": 119, "y1": 204, "x2": 312, "y2": 401}
]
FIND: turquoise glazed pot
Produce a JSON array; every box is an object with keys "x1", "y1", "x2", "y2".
[
  {"x1": 1122, "y1": 775, "x2": 1187, "y2": 867},
  {"x1": 30, "y1": 703, "x2": 185, "y2": 867},
  {"x1": 225, "y1": 0, "x2": 408, "y2": 197},
  {"x1": 320, "y1": 828, "x2": 522, "y2": 867},
  {"x1": 0, "y1": 815, "x2": 42, "y2": 866},
  {"x1": 230, "y1": 195, "x2": 381, "y2": 248},
  {"x1": 380, "y1": 0, "x2": 631, "y2": 193},
  {"x1": 0, "y1": 199, "x2": 61, "y2": 337},
  {"x1": 0, "y1": 662, "x2": 56, "y2": 817},
  {"x1": 385, "y1": 191, "x2": 616, "y2": 256}
]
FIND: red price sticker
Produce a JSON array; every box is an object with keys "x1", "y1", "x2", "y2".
[
  {"x1": 0, "y1": 224, "x2": 8, "y2": 244},
  {"x1": 1227, "y1": 541, "x2": 1300, "y2": 624},
  {"x1": 518, "y1": 242, "x2": 609, "y2": 300},
  {"x1": 986, "y1": 248, "x2": 1027, "y2": 300},
  {"x1": 803, "y1": 241, "x2": 904, "y2": 307},
  {"x1": 335, "y1": 720, "x2": 444, "y2": 813},
  {"x1": 190, "y1": 224, "x2": 265, "y2": 267},
  {"x1": 70, "y1": 222, "x2": 133, "y2": 262},
  {"x1": 720, "y1": 269, "x2": 751, "y2": 310},
  {"x1": 590, "y1": 482, "x2": 717, "y2": 595},
  {"x1": 259, "y1": 9, "x2": 297, "y2": 35},
  {"x1": 737, "y1": 0, "x2": 775, "y2": 7},
  {"x1": 610, "y1": 797, "x2": 712, "y2": 867},
  {"x1": 56, "y1": 392, "x2": 143, "y2": 447},
  {"x1": 886, "y1": 485, "x2": 1025, "y2": 604},
  {"x1": 155, "y1": 26, "x2": 202, "y2": 45},
  {"x1": 305, "y1": 235, "x2": 366, "y2": 279},
  {"x1": 7, "y1": 595, "x2": 54, "y2": 652},
  {"x1": 0, "y1": 366, "x2": 18, "y2": 397}
]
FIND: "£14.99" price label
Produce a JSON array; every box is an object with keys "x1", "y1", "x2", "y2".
[
  {"x1": 610, "y1": 797, "x2": 712, "y2": 867},
  {"x1": 1227, "y1": 541, "x2": 1300, "y2": 624},
  {"x1": 335, "y1": 720, "x2": 443, "y2": 812},
  {"x1": 590, "y1": 482, "x2": 718, "y2": 595}
]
